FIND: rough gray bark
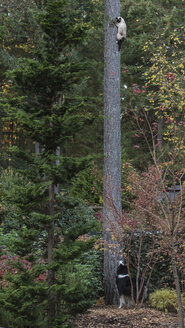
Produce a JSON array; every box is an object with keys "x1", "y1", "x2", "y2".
[
  {"x1": 103, "y1": 0, "x2": 122, "y2": 305},
  {"x1": 35, "y1": 141, "x2": 40, "y2": 154}
]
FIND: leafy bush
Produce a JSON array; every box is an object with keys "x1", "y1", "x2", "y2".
[
  {"x1": 122, "y1": 231, "x2": 183, "y2": 293},
  {"x1": 149, "y1": 289, "x2": 185, "y2": 313},
  {"x1": 0, "y1": 255, "x2": 48, "y2": 328},
  {"x1": 0, "y1": 200, "x2": 102, "y2": 328},
  {"x1": 70, "y1": 163, "x2": 103, "y2": 205},
  {"x1": 60, "y1": 259, "x2": 102, "y2": 314},
  {"x1": 53, "y1": 202, "x2": 103, "y2": 317}
]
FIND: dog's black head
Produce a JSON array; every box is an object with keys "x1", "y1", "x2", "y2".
[
  {"x1": 117, "y1": 260, "x2": 128, "y2": 275},
  {"x1": 116, "y1": 17, "x2": 122, "y2": 23}
]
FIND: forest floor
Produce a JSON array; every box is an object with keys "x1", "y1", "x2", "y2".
[{"x1": 74, "y1": 305, "x2": 180, "y2": 328}]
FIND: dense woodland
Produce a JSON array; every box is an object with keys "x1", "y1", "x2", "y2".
[{"x1": 0, "y1": 0, "x2": 184, "y2": 328}]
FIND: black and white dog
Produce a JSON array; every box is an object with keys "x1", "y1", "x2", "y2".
[
  {"x1": 115, "y1": 17, "x2": 127, "y2": 51},
  {"x1": 116, "y1": 260, "x2": 148, "y2": 308}
]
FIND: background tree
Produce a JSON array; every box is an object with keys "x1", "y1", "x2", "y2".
[
  {"x1": 0, "y1": 0, "x2": 184, "y2": 321},
  {"x1": 120, "y1": 0, "x2": 185, "y2": 168},
  {"x1": 0, "y1": 0, "x2": 102, "y2": 327},
  {"x1": 121, "y1": 27, "x2": 185, "y2": 326}
]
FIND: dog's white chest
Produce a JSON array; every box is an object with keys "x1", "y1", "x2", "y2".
[{"x1": 117, "y1": 274, "x2": 128, "y2": 278}]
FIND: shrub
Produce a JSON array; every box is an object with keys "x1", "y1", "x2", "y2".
[
  {"x1": 0, "y1": 200, "x2": 102, "y2": 327},
  {"x1": 70, "y1": 163, "x2": 103, "y2": 205},
  {"x1": 149, "y1": 289, "x2": 185, "y2": 313}
]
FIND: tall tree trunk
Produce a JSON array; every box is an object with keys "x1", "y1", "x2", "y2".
[
  {"x1": 35, "y1": 141, "x2": 40, "y2": 154},
  {"x1": 54, "y1": 96, "x2": 61, "y2": 195},
  {"x1": 54, "y1": 146, "x2": 60, "y2": 194},
  {"x1": 47, "y1": 183, "x2": 56, "y2": 327},
  {"x1": 171, "y1": 236, "x2": 184, "y2": 328},
  {"x1": 103, "y1": 0, "x2": 122, "y2": 305}
]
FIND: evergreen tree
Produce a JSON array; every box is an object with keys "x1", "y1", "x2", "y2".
[{"x1": 0, "y1": 1, "x2": 101, "y2": 327}]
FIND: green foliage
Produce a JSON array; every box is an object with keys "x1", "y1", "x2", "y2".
[
  {"x1": 0, "y1": 197, "x2": 102, "y2": 327},
  {"x1": 0, "y1": 0, "x2": 92, "y2": 159},
  {"x1": 121, "y1": 162, "x2": 137, "y2": 209},
  {"x1": 40, "y1": 0, "x2": 87, "y2": 50},
  {"x1": 0, "y1": 228, "x2": 19, "y2": 254},
  {"x1": 0, "y1": 1, "x2": 102, "y2": 323},
  {"x1": 121, "y1": 230, "x2": 183, "y2": 293},
  {"x1": 58, "y1": 201, "x2": 100, "y2": 240},
  {"x1": 0, "y1": 271, "x2": 48, "y2": 327},
  {"x1": 52, "y1": 202, "x2": 102, "y2": 318},
  {"x1": 77, "y1": 249, "x2": 103, "y2": 300},
  {"x1": 1, "y1": 0, "x2": 184, "y2": 326},
  {"x1": 150, "y1": 289, "x2": 185, "y2": 313},
  {"x1": 56, "y1": 250, "x2": 103, "y2": 316},
  {"x1": 70, "y1": 162, "x2": 103, "y2": 205},
  {"x1": 0, "y1": 1, "x2": 101, "y2": 327},
  {"x1": 120, "y1": 0, "x2": 185, "y2": 169},
  {"x1": 149, "y1": 256, "x2": 174, "y2": 291},
  {"x1": 0, "y1": 168, "x2": 48, "y2": 213},
  {"x1": 0, "y1": 307, "x2": 26, "y2": 328},
  {"x1": 0, "y1": 168, "x2": 49, "y2": 257}
]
